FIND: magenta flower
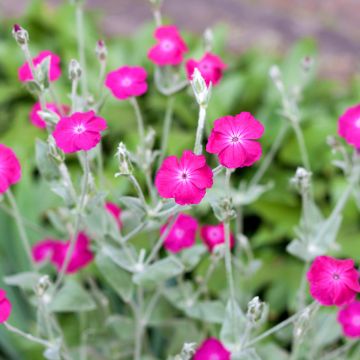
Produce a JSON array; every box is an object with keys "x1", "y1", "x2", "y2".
[
  {"x1": 338, "y1": 104, "x2": 360, "y2": 148},
  {"x1": 0, "y1": 144, "x2": 21, "y2": 194},
  {"x1": 32, "y1": 233, "x2": 94, "y2": 274},
  {"x1": 206, "y1": 112, "x2": 264, "y2": 169},
  {"x1": 186, "y1": 52, "x2": 227, "y2": 86},
  {"x1": 0, "y1": 289, "x2": 12, "y2": 323},
  {"x1": 105, "y1": 66, "x2": 148, "y2": 100},
  {"x1": 338, "y1": 301, "x2": 360, "y2": 338},
  {"x1": 30, "y1": 102, "x2": 69, "y2": 129},
  {"x1": 194, "y1": 338, "x2": 231, "y2": 360},
  {"x1": 307, "y1": 256, "x2": 360, "y2": 307},
  {"x1": 52, "y1": 111, "x2": 107, "y2": 153},
  {"x1": 18, "y1": 50, "x2": 61, "y2": 83},
  {"x1": 200, "y1": 223, "x2": 235, "y2": 252},
  {"x1": 105, "y1": 202, "x2": 123, "y2": 229},
  {"x1": 155, "y1": 150, "x2": 213, "y2": 205},
  {"x1": 161, "y1": 213, "x2": 198, "y2": 253},
  {"x1": 148, "y1": 25, "x2": 188, "y2": 66}
]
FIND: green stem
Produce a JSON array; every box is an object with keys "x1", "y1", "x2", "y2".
[
  {"x1": 292, "y1": 121, "x2": 311, "y2": 171},
  {"x1": 128, "y1": 174, "x2": 147, "y2": 210},
  {"x1": 6, "y1": 189, "x2": 34, "y2": 269},
  {"x1": 130, "y1": 97, "x2": 146, "y2": 145},
  {"x1": 297, "y1": 261, "x2": 310, "y2": 310},
  {"x1": 134, "y1": 287, "x2": 144, "y2": 360},
  {"x1": 194, "y1": 105, "x2": 207, "y2": 155}
]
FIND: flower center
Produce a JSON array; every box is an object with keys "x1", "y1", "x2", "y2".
[
  {"x1": 174, "y1": 228, "x2": 185, "y2": 239},
  {"x1": 161, "y1": 39, "x2": 174, "y2": 52},
  {"x1": 121, "y1": 77, "x2": 133, "y2": 87},
  {"x1": 209, "y1": 229, "x2": 221, "y2": 240},
  {"x1": 353, "y1": 315, "x2": 360, "y2": 327},
  {"x1": 332, "y1": 273, "x2": 340, "y2": 281},
  {"x1": 355, "y1": 118, "x2": 360, "y2": 128},
  {"x1": 73, "y1": 124, "x2": 86, "y2": 134},
  {"x1": 180, "y1": 171, "x2": 189, "y2": 181},
  {"x1": 231, "y1": 136, "x2": 239, "y2": 143}
]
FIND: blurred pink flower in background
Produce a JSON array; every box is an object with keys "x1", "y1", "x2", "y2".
[
  {"x1": 105, "y1": 66, "x2": 148, "y2": 100},
  {"x1": 206, "y1": 112, "x2": 264, "y2": 169},
  {"x1": 30, "y1": 102, "x2": 69, "y2": 129},
  {"x1": 155, "y1": 150, "x2": 213, "y2": 205},
  {"x1": 307, "y1": 256, "x2": 360, "y2": 307},
  {"x1": 338, "y1": 301, "x2": 360, "y2": 338},
  {"x1": 53, "y1": 111, "x2": 107, "y2": 153},
  {"x1": 18, "y1": 50, "x2": 61, "y2": 82},
  {"x1": 193, "y1": 338, "x2": 231, "y2": 360},
  {"x1": 200, "y1": 223, "x2": 235, "y2": 252},
  {"x1": 0, "y1": 144, "x2": 21, "y2": 194},
  {"x1": 161, "y1": 213, "x2": 198, "y2": 253},
  {"x1": 148, "y1": 25, "x2": 188, "y2": 66},
  {"x1": 105, "y1": 202, "x2": 123, "y2": 229},
  {"x1": 0, "y1": 290, "x2": 12, "y2": 323},
  {"x1": 186, "y1": 52, "x2": 227, "y2": 86},
  {"x1": 338, "y1": 104, "x2": 360, "y2": 148}
]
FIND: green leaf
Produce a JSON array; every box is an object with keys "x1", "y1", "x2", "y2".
[
  {"x1": 4, "y1": 272, "x2": 42, "y2": 290},
  {"x1": 101, "y1": 244, "x2": 136, "y2": 272},
  {"x1": 106, "y1": 315, "x2": 135, "y2": 344},
  {"x1": 35, "y1": 139, "x2": 60, "y2": 181},
  {"x1": 179, "y1": 244, "x2": 207, "y2": 271},
  {"x1": 50, "y1": 280, "x2": 96, "y2": 313},
  {"x1": 185, "y1": 300, "x2": 226, "y2": 324}
]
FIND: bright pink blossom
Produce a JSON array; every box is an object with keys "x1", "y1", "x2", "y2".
[
  {"x1": 194, "y1": 338, "x2": 231, "y2": 360},
  {"x1": 105, "y1": 66, "x2": 148, "y2": 100},
  {"x1": 0, "y1": 289, "x2": 12, "y2": 323},
  {"x1": 30, "y1": 102, "x2": 69, "y2": 129},
  {"x1": 32, "y1": 232, "x2": 94, "y2": 274},
  {"x1": 338, "y1": 104, "x2": 360, "y2": 148},
  {"x1": 206, "y1": 112, "x2": 264, "y2": 169},
  {"x1": 186, "y1": 52, "x2": 227, "y2": 86},
  {"x1": 200, "y1": 223, "x2": 235, "y2": 252},
  {"x1": 161, "y1": 213, "x2": 198, "y2": 253},
  {"x1": 0, "y1": 144, "x2": 21, "y2": 194},
  {"x1": 53, "y1": 111, "x2": 107, "y2": 153},
  {"x1": 148, "y1": 25, "x2": 188, "y2": 66},
  {"x1": 18, "y1": 50, "x2": 61, "y2": 82},
  {"x1": 155, "y1": 150, "x2": 213, "y2": 205},
  {"x1": 307, "y1": 256, "x2": 360, "y2": 307},
  {"x1": 338, "y1": 301, "x2": 360, "y2": 338},
  {"x1": 105, "y1": 202, "x2": 123, "y2": 229}
]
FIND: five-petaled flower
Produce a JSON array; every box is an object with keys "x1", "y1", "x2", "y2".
[
  {"x1": 52, "y1": 111, "x2": 107, "y2": 153},
  {"x1": 193, "y1": 338, "x2": 231, "y2": 360},
  {"x1": 105, "y1": 202, "x2": 123, "y2": 229},
  {"x1": 0, "y1": 144, "x2": 21, "y2": 194},
  {"x1": 337, "y1": 301, "x2": 360, "y2": 338},
  {"x1": 206, "y1": 112, "x2": 264, "y2": 169},
  {"x1": 307, "y1": 256, "x2": 360, "y2": 307},
  {"x1": 186, "y1": 52, "x2": 227, "y2": 86},
  {"x1": 161, "y1": 213, "x2": 198, "y2": 253},
  {"x1": 105, "y1": 66, "x2": 148, "y2": 100},
  {"x1": 18, "y1": 50, "x2": 61, "y2": 82},
  {"x1": 200, "y1": 223, "x2": 235, "y2": 252},
  {"x1": 155, "y1": 150, "x2": 213, "y2": 205},
  {"x1": 32, "y1": 232, "x2": 94, "y2": 274},
  {"x1": 148, "y1": 25, "x2": 188, "y2": 66},
  {"x1": 30, "y1": 102, "x2": 69, "y2": 129},
  {"x1": 338, "y1": 104, "x2": 360, "y2": 148},
  {"x1": 0, "y1": 289, "x2": 12, "y2": 323}
]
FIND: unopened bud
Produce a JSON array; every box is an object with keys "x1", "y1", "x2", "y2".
[
  {"x1": 246, "y1": 296, "x2": 267, "y2": 325},
  {"x1": 144, "y1": 128, "x2": 156, "y2": 150},
  {"x1": 176, "y1": 342, "x2": 197, "y2": 360},
  {"x1": 95, "y1": 40, "x2": 107, "y2": 61},
  {"x1": 269, "y1": 65, "x2": 284, "y2": 93},
  {"x1": 291, "y1": 167, "x2": 312, "y2": 192},
  {"x1": 69, "y1": 59, "x2": 82, "y2": 81},
  {"x1": 35, "y1": 275, "x2": 51, "y2": 297},
  {"x1": 115, "y1": 142, "x2": 133, "y2": 176},
  {"x1": 204, "y1": 28, "x2": 213, "y2": 52},
  {"x1": 301, "y1": 56, "x2": 313, "y2": 72},
  {"x1": 191, "y1": 68, "x2": 212, "y2": 107},
  {"x1": 12, "y1": 24, "x2": 29, "y2": 46}
]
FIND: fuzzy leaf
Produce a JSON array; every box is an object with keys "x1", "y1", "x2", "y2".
[{"x1": 4, "y1": 272, "x2": 42, "y2": 290}]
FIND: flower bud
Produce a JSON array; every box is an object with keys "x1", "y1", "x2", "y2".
[
  {"x1": 269, "y1": 65, "x2": 284, "y2": 93},
  {"x1": 115, "y1": 142, "x2": 133, "y2": 176},
  {"x1": 35, "y1": 275, "x2": 51, "y2": 297},
  {"x1": 174, "y1": 342, "x2": 197, "y2": 360},
  {"x1": 12, "y1": 24, "x2": 29, "y2": 46},
  {"x1": 95, "y1": 40, "x2": 107, "y2": 61},
  {"x1": 246, "y1": 296, "x2": 267, "y2": 325},
  {"x1": 291, "y1": 167, "x2": 312, "y2": 193},
  {"x1": 301, "y1": 56, "x2": 313, "y2": 73},
  {"x1": 191, "y1": 68, "x2": 212, "y2": 107},
  {"x1": 68, "y1": 59, "x2": 82, "y2": 81},
  {"x1": 203, "y1": 28, "x2": 213, "y2": 52}
]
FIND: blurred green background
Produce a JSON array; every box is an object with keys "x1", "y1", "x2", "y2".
[{"x1": 0, "y1": 0, "x2": 360, "y2": 358}]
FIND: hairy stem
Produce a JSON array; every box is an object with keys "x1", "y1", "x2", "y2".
[
  {"x1": 194, "y1": 105, "x2": 207, "y2": 155},
  {"x1": 130, "y1": 97, "x2": 146, "y2": 145},
  {"x1": 292, "y1": 121, "x2": 311, "y2": 171}
]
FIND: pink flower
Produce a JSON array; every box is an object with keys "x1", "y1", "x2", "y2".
[
  {"x1": 307, "y1": 256, "x2": 360, "y2": 307},
  {"x1": 18, "y1": 50, "x2": 61, "y2": 82},
  {"x1": 30, "y1": 102, "x2": 69, "y2": 129},
  {"x1": 32, "y1": 233, "x2": 94, "y2": 274},
  {"x1": 105, "y1": 66, "x2": 148, "y2": 100},
  {"x1": 155, "y1": 150, "x2": 213, "y2": 205},
  {"x1": 53, "y1": 111, "x2": 107, "y2": 153},
  {"x1": 194, "y1": 338, "x2": 231, "y2": 360},
  {"x1": 105, "y1": 202, "x2": 123, "y2": 229},
  {"x1": 200, "y1": 223, "x2": 235, "y2": 252},
  {"x1": 206, "y1": 112, "x2": 264, "y2": 169},
  {"x1": 338, "y1": 104, "x2": 360, "y2": 148},
  {"x1": 148, "y1": 25, "x2": 188, "y2": 66},
  {"x1": 186, "y1": 52, "x2": 227, "y2": 86},
  {"x1": 0, "y1": 144, "x2": 21, "y2": 194},
  {"x1": 338, "y1": 301, "x2": 360, "y2": 338},
  {"x1": 160, "y1": 213, "x2": 198, "y2": 253},
  {"x1": 0, "y1": 289, "x2": 12, "y2": 323}
]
